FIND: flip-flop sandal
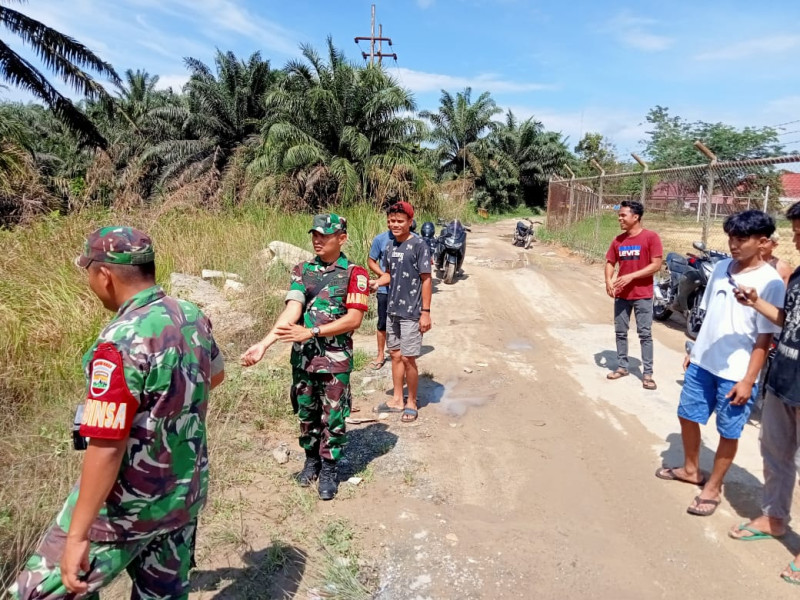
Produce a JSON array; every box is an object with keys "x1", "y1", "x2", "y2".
[
  {"x1": 643, "y1": 377, "x2": 657, "y2": 390},
  {"x1": 606, "y1": 369, "x2": 629, "y2": 380},
  {"x1": 368, "y1": 359, "x2": 387, "y2": 370},
  {"x1": 687, "y1": 496, "x2": 720, "y2": 516},
  {"x1": 729, "y1": 522, "x2": 782, "y2": 541},
  {"x1": 401, "y1": 408, "x2": 418, "y2": 423},
  {"x1": 654, "y1": 467, "x2": 706, "y2": 487},
  {"x1": 373, "y1": 402, "x2": 404, "y2": 413},
  {"x1": 782, "y1": 561, "x2": 800, "y2": 585}
]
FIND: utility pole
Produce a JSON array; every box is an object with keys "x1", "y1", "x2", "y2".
[{"x1": 354, "y1": 4, "x2": 397, "y2": 65}]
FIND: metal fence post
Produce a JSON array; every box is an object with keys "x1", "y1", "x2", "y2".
[
  {"x1": 591, "y1": 159, "x2": 605, "y2": 251},
  {"x1": 694, "y1": 141, "x2": 717, "y2": 246},
  {"x1": 632, "y1": 153, "x2": 648, "y2": 206},
  {"x1": 565, "y1": 165, "x2": 576, "y2": 225}
]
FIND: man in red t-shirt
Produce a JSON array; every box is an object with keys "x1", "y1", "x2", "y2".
[{"x1": 604, "y1": 200, "x2": 664, "y2": 389}]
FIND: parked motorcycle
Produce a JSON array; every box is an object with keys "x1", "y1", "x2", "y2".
[
  {"x1": 434, "y1": 219, "x2": 469, "y2": 284},
  {"x1": 653, "y1": 241, "x2": 730, "y2": 338},
  {"x1": 420, "y1": 221, "x2": 437, "y2": 260},
  {"x1": 513, "y1": 218, "x2": 542, "y2": 249}
]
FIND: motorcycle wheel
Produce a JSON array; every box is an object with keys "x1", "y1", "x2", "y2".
[
  {"x1": 443, "y1": 261, "x2": 456, "y2": 284},
  {"x1": 652, "y1": 264, "x2": 673, "y2": 321},
  {"x1": 652, "y1": 299, "x2": 672, "y2": 321},
  {"x1": 524, "y1": 233, "x2": 534, "y2": 249},
  {"x1": 686, "y1": 294, "x2": 703, "y2": 339}
]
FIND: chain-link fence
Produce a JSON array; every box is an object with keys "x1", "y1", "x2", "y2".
[{"x1": 544, "y1": 153, "x2": 800, "y2": 263}]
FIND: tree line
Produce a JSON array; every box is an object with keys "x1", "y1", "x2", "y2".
[{"x1": 0, "y1": 4, "x2": 789, "y2": 225}]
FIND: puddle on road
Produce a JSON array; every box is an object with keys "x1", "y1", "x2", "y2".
[
  {"x1": 436, "y1": 379, "x2": 493, "y2": 417},
  {"x1": 506, "y1": 339, "x2": 534, "y2": 351},
  {"x1": 471, "y1": 253, "x2": 533, "y2": 270}
]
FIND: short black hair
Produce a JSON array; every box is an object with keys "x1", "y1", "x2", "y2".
[
  {"x1": 620, "y1": 200, "x2": 644, "y2": 220},
  {"x1": 786, "y1": 200, "x2": 800, "y2": 221},
  {"x1": 91, "y1": 260, "x2": 156, "y2": 283},
  {"x1": 723, "y1": 210, "x2": 775, "y2": 238}
]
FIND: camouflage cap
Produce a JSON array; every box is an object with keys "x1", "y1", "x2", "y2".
[
  {"x1": 76, "y1": 226, "x2": 155, "y2": 268},
  {"x1": 308, "y1": 213, "x2": 347, "y2": 235}
]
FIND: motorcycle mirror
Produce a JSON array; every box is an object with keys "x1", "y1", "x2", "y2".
[{"x1": 692, "y1": 241, "x2": 706, "y2": 252}]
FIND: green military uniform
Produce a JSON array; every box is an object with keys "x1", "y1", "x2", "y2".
[
  {"x1": 286, "y1": 215, "x2": 369, "y2": 464},
  {"x1": 11, "y1": 227, "x2": 223, "y2": 600}
]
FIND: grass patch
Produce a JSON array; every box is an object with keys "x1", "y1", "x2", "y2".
[
  {"x1": 0, "y1": 202, "x2": 391, "y2": 590},
  {"x1": 351, "y1": 348, "x2": 372, "y2": 372},
  {"x1": 320, "y1": 518, "x2": 356, "y2": 556},
  {"x1": 403, "y1": 469, "x2": 416, "y2": 486},
  {"x1": 537, "y1": 212, "x2": 619, "y2": 260}
]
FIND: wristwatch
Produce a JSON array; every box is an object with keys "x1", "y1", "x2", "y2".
[{"x1": 311, "y1": 326, "x2": 321, "y2": 338}]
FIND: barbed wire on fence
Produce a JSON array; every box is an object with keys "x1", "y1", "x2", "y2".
[{"x1": 545, "y1": 152, "x2": 800, "y2": 264}]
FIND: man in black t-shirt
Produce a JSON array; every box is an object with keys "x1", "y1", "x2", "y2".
[
  {"x1": 727, "y1": 200, "x2": 800, "y2": 584},
  {"x1": 370, "y1": 201, "x2": 432, "y2": 423}
]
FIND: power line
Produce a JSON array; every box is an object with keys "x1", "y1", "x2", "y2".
[
  {"x1": 354, "y1": 4, "x2": 397, "y2": 65},
  {"x1": 769, "y1": 118, "x2": 800, "y2": 129}
]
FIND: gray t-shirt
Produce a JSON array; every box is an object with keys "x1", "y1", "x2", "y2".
[{"x1": 385, "y1": 235, "x2": 431, "y2": 319}]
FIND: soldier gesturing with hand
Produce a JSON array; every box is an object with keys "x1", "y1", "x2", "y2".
[{"x1": 241, "y1": 214, "x2": 368, "y2": 500}]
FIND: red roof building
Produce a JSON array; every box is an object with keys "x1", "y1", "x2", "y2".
[{"x1": 781, "y1": 173, "x2": 800, "y2": 201}]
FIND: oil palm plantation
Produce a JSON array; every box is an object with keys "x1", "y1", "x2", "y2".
[
  {"x1": 252, "y1": 38, "x2": 427, "y2": 207},
  {"x1": 420, "y1": 88, "x2": 501, "y2": 179},
  {"x1": 491, "y1": 110, "x2": 571, "y2": 206},
  {"x1": 0, "y1": 0, "x2": 119, "y2": 147},
  {"x1": 144, "y1": 50, "x2": 277, "y2": 189}
]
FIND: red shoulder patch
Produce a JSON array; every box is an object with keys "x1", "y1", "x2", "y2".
[
  {"x1": 346, "y1": 265, "x2": 370, "y2": 311},
  {"x1": 79, "y1": 343, "x2": 137, "y2": 440}
]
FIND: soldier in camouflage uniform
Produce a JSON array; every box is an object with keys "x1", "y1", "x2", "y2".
[
  {"x1": 241, "y1": 214, "x2": 369, "y2": 500},
  {"x1": 10, "y1": 227, "x2": 225, "y2": 600}
]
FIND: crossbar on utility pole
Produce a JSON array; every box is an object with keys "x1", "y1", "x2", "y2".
[
  {"x1": 632, "y1": 153, "x2": 649, "y2": 205},
  {"x1": 694, "y1": 140, "x2": 717, "y2": 246},
  {"x1": 354, "y1": 4, "x2": 398, "y2": 65}
]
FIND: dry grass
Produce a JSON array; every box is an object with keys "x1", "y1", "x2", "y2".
[{"x1": 0, "y1": 202, "x2": 388, "y2": 590}]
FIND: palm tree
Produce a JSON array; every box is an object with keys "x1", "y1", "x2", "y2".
[
  {"x1": 419, "y1": 88, "x2": 501, "y2": 179},
  {"x1": 144, "y1": 50, "x2": 276, "y2": 189},
  {"x1": 0, "y1": 0, "x2": 120, "y2": 147},
  {"x1": 252, "y1": 38, "x2": 427, "y2": 207},
  {"x1": 490, "y1": 110, "x2": 571, "y2": 207}
]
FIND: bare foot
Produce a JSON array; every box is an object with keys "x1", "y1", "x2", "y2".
[{"x1": 729, "y1": 515, "x2": 786, "y2": 540}]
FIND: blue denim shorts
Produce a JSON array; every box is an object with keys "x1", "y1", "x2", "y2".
[{"x1": 677, "y1": 363, "x2": 757, "y2": 439}]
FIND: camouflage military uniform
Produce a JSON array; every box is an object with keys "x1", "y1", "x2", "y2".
[
  {"x1": 11, "y1": 228, "x2": 223, "y2": 600},
  {"x1": 287, "y1": 252, "x2": 369, "y2": 460}
]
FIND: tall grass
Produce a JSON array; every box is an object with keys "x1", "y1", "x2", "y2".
[
  {"x1": 537, "y1": 213, "x2": 620, "y2": 260},
  {"x1": 0, "y1": 202, "x2": 388, "y2": 589}
]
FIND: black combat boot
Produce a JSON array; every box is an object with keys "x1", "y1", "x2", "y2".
[
  {"x1": 317, "y1": 459, "x2": 339, "y2": 500},
  {"x1": 297, "y1": 449, "x2": 321, "y2": 487}
]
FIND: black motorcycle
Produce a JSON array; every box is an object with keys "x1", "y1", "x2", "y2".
[
  {"x1": 653, "y1": 241, "x2": 729, "y2": 338},
  {"x1": 420, "y1": 221, "x2": 437, "y2": 260},
  {"x1": 434, "y1": 219, "x2": 469, "y2": 284},
  {"x1": 513, "y1": 218, "x2": 542, "y2": 249}
]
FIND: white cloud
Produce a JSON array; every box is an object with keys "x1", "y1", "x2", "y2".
[
  {"x1": 504, "y1": 104, "x2": 648, "y2": 154},
  {"x1": 605, "y1": 11, "x2": 674, "y2": 52},
  {"x1": 417, "y1": 0, "x2": 435, "y2": 7},
  {"x1": 155, "y1": 74, "x2": 190, "y2": 92},
  {"x1": 695, "y1": 35, "x2": 800, "y2": 61},
  {"x1": 393, "y1": 67, "x2": 557, "y2": 94}
]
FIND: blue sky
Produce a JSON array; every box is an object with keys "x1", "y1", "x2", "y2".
[{"x1": 5, "y1": 0, "x2": 800, "y2": 158}]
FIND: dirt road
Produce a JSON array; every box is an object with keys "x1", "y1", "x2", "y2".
[{"x1": 338, "y1": 219, "x2": 800, "y2": 599}]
